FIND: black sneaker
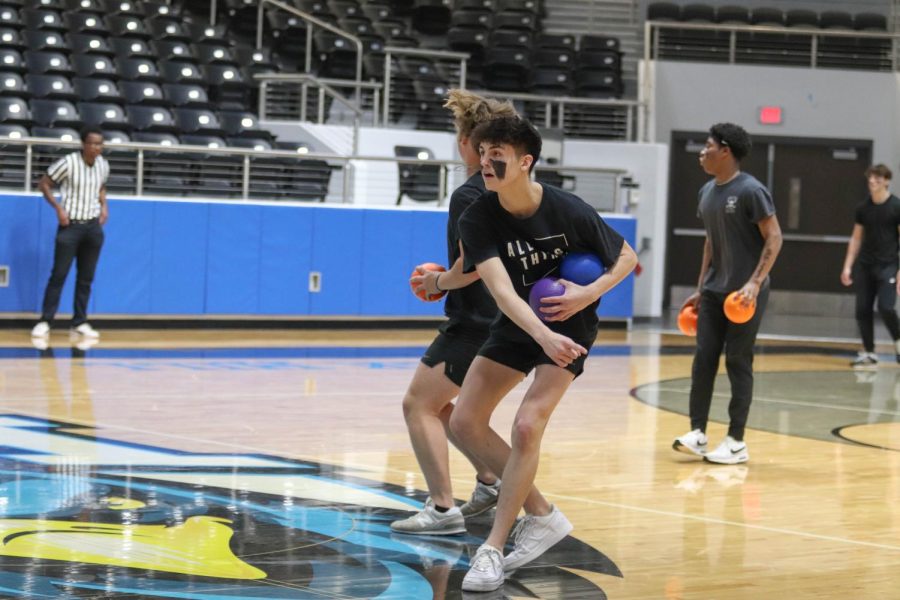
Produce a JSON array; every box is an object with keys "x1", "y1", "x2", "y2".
[{"x1": 850, "y1": 352, "x2": 878, "y2": 369}]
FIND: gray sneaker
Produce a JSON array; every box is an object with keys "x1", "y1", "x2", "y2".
[
  {"x1": 460, "y1": 480, "x2": 500, "y2": 517},
  {"x1": 390, "y1": 498, "x2": 466, "y2": 535}
]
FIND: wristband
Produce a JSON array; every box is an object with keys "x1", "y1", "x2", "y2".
[{"x1": 434, "y1": 272, "x2": 444, "y2": 293}]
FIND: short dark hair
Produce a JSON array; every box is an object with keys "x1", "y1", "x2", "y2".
[
  {"x1": 865, "y1": 164, "x2": 892, "y2": 180},
  {"x1": 80, "y1": 126, "x2": 103, "y2": 143},
  {"x1": 709, "y1": 123, "x2": 751, "y2": 162},
  {"x1": 471, "y1": 116, "x2": 542, "y2": 173}
]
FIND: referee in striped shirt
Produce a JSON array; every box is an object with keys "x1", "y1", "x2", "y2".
[{"x1": 31, "y1": 127, "x2": 109, "y2": 341}]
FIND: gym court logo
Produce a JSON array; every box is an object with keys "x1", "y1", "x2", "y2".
[{"x1": 0, "y1": 414, "x2": 621, "y2": 598}]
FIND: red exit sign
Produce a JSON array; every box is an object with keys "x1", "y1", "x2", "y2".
[{"x1": 759, "y1": 106, "x2": 783, "y2": 125}]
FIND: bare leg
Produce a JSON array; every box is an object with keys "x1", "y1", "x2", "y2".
[
  {"x1": 403, "y1": 362, "x2": 497, "y2": 508},
  {"x1": 483, "y1": 364, "x2": 573, "y2": 550},
  {"x1": 450, "y1": 357, "x2": 554, "y2": 522}
]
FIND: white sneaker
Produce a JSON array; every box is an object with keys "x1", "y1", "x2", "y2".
[
  {"x1": 704, "y1": 436, "x2": 749, "y2": 465},
  {"x1": 31, "y1": 337, "x2": 49, "y2": 351},
  {"x1": 71, "y1": 323, "x2": 100, "y2": 339},
  {"x1": 460, "y1": 479, "x2": 500, "y2": 517},
  {"x1": 390, "y1": 498, "x2": 466, "y2": 535},
  {"x1": 462, "y1": 544, "x2": 505, "y2": 592},
  {"x1": 31, "y1": 321, "x2": 50, "y2": 338},
  {"x1": 503, "y1": 505, "x2": 573, "y2": 571},
  {"x1": 850, "y1": 351, "x2": 878, "y2": 369},
  {"x1": 74, "y1": 337, "x2": 99, "y2": 351},
  {"x1": 673, "y1": 428, "x2": 708, "y2": 456}
]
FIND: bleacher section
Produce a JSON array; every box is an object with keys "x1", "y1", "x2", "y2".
[
  {"x1": 646, "y1": 3, "x2": 894, "y2": 71},
  {"x1": 2, "y1": 0, "x2": 893, "y2": 199}
]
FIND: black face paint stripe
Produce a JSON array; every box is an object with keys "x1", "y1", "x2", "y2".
[{"x1": 490, "y1": 159, "x2": 507, "y2": 180}]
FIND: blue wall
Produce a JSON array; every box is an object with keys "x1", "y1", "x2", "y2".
[{"x1": 0, "y1": 194, "x2": 636, "y2": 319}]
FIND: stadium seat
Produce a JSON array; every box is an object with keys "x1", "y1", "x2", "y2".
[
  {"x1": 681, "y1": 3, "x2": 715, "y2": 22},
  {"x1": 72, "y1": 54, "x2": 118, "y2": 79},
  {"x1": 174, "y1": 108, "x2": 225, "y2": 136},
  {"x1": 646, "y1": 2, "x2": 680, "y2": 21},
  {"x1": 105, "y1": 15, "x2": 151, "y2": 39},
  {"x1": 0, "y1": 123, "x2": 28, "y2": 138},
  {"x1": 395, "y1": 145, "x2": 441, "y2": 204},
  {"x1": 0, "y1": 73, "x2": 26, "y2": 97},
  {"x1": 0, "y1": 97, "x2": 30, "y2": 125},
  {"x1": 493, "y1": 10, "x2": 538, "y2": 32},
  {"x1": 73, "y1": 77, "x2": 123, "y2": 103},
  {"x1": 26, "y1": 74, "x2": 77, "y2": 100},
  {"x1": 63, "y1": 0, "x2": 102, "y2": 11},
  {"x1": 127, "y1": 104, "x2": 177, "y2": 132},
  {"x1": 186, "y1": 22, "x2": 229, "y2": 46},
  {"x1": 784, "y1": 9, "x2": 817, "y2": 28},
  {"x1": 162, "y1": 83, "x2": 210, "y2": 108},
  {"x1": 23, "y1": 30, "x2": 67, "y2": 53},
  {"x1": 22, "y1": 8, "x2": 66, "y2": 31},
  {"x1": 819, "y1": 11, "x2": 854, "y2": 30},
  {"x1": 411, "y1": 0, "x2": 451, "y2": 35},
  {"x1": 120, "y1": 80, "x2": 166, "y2": 106},
  {"x1": 0, "y1": 7, "x2": 22, "y2": 28},
  {"x1": 78, "y1": 101, "x2": 129, "y2": 130},
  {"x1": 25, "y1": 51, "x2": 74, "y2": 76},
  {"x1": 750, "y1": 8, "x2": 784, "y2": 26},
  {"x1": 31, "y1": 126, "x2": 80, "y2": 141},
  {"x1": 69, "y1": 33, "x2": 114, "y2": 56},
  {"x1": 158, "y1": 60, "x2": 202, "y2": 85},
  {"x1": 117, "y1": 57, "x2": 163, "y2": 82},
  {"x1": 0, "y1": 28, "x2": 24, "y2": 50},
  {"x1": 142, "y1": 1, "x2": 181, "y2": 22},
  {"x1": 195, "y1": 45, "x2": 237, "y2": 65},
  {"x1": 100, "y1": 0, "x2": 143, "y2": 17},
  {"x1": 716, "y1": 5, "x2": 750, "y2": 24},
  {"x1": 0, "y1": 49, "x2": 24, "y2": 73},
  {"x1": 30, "y1": 99, "x2": 81, "y2": 129},
  {"x1": 148, "y1": 20, "x2": 192, "y2": 43},
  {"x1": 152, "y1": 40, "x2": 194, "y2": 62},
  {"x1": 536, "y1": 33, "x2": 576, "y2": 51},
  {"x1": 110, "y1": 37, "x2": 155, "y2": 59},
  {"x1": 65, "y1": 12, "x2": 110, "y2": 35},
  {"x1": 218, "y1": 110, "x2": 272, "y2": 140},
  {"x1": 855, "y1": 12, "x2": 888, "y2": 31}
]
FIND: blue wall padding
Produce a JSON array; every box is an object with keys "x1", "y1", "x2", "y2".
[{"x1": 0, "y1": 194, "x2": 636, "y2": 319}]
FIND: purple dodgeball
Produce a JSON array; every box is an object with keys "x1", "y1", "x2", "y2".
[{"x1": 529, "y1": 277, "x2": 566, "y2": 320}]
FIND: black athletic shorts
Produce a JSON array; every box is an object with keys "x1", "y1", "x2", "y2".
[
  {"x1": 477, "y1": 323, "x2": 598, "y2": 378},
  {"x1": 420, "y1": 323, "x2": 491, "y2": 388}
]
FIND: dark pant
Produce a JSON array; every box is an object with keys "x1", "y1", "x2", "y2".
[
  {"x1": 854, "y1": 262, "x2": 900, "y2": 353},
  {"x1": 40, "y1": 220, "x2": 104, "y2": 327},
  {"x1": 688, "y1": 286, "x2": 769, "y2": 442}
]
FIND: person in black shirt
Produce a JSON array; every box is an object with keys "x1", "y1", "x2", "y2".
[
  {"x1": 673, "y1": 123, "x2": 782, "y2": 466},
  {"x1": 450, "y1": 117, "x2": 637, "y2": 592},
  {"x1": 841, "y1": 163, "x2": 900, "y2": 368},
  {"x1": 390, "y1": 90, "x2": 517, "y2": 537}
]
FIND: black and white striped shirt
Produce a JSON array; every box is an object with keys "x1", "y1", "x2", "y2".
[{"x1": 47, "y1": 152, "x2": 110, "y2": 221}]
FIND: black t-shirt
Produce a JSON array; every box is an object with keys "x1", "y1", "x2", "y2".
[
  {"x1": 443, "y1": 173, "x2": 497, "y2": 334},
  {"x1": 459, "y1": 184, "x2": 625, "y2": 340},
  {"x1": 855, "y1": 194, "x2": 900, "y2": 266}
]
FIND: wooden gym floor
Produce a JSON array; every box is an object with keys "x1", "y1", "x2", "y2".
[{"x1": 0, "y1": 326, "x2": 897, "y2": 599}]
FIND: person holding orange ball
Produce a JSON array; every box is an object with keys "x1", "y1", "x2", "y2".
[
  {"x1": 391, "y1": 90, "x2": 517, "y2": 537},
  {"x1": 673, "y1": 123, "x2": 783, "y2": 465}
]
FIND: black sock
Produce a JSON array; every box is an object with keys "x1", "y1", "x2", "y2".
[
  {"x1": 477, "y1": 477, "x2": 496, "y2": 487},
  {"x1": 433, "y1": 504, "x2": 450, "y2": 513}
]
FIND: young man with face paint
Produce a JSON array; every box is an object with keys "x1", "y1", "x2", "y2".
[
  {"x1": 840, "y1": 164, "x2": 900, "y2": 368},
  {"x1": 449, "y1": 116, "x2": 638, "y2": 592}
]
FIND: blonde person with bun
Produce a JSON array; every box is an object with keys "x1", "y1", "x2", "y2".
[{"x1": 391, "y1": 90, "x2": 517, "y2": 536}]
